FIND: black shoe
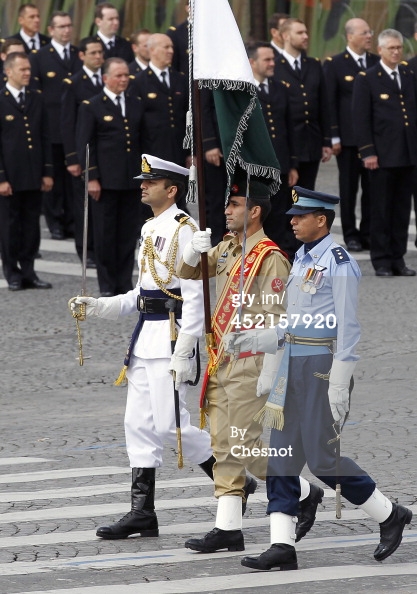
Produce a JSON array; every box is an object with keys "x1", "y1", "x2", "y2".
[
  {"x1": 86, "y1": 258, "x2": 96, "y2": 269},
  {"x1": 50, "y1": 228, "x2": 65, "y2": 240},
  {"x1": 295, "y1": 483, "x2": 324, "y2": 542},
  {"x1": 8, "y1": 281, "x2": 23, "y2": 291},
  {"x1": 35, "y1": 251, "x2": 42, "y2": 259},
  {"x1": 22, "y1": 278, "x2": 52, "y2": 289},
  {"x1": 100, "y1": 291, "x2": 114, "y2": 297},
  {"x1": 185, "y1": 527, "x2": 244, "y2": 553},
  {"x1": 375, "y1": 268, "x2": 393, "y2": 277},
  {"x1": 392, "y1": 266, "x2": 416, "y2": 277},
  {"x1": 346, "y1": 239, "x2": 362, "y2": 252},
  {"x1": 374, "y1": 503, "x2": 412, "y2": 561},
  {"x1": 241, "y1": 544, "x2": 298, "y2": 571},
  {"x1": 96, "y1": 509, "x2": 158, "y2": 539},
  {"x1": 242, "y1": 476, "x2": 258, "y2": 515}
]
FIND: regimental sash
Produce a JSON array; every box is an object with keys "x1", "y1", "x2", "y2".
[{"x1": 199, "y1": 238, "x2": 285, "y2": 425}]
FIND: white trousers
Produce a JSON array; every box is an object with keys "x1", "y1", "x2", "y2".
[{"x1": 125, "y1": 355, "x2": 213, "y2": 468}]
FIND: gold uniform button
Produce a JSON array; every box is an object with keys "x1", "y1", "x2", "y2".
[
  {"x1": 267, "y1": 111, "x2": 272, "y2": 116},
  {"x1": 304, "y1": 102, "x2": 308, "y2": 106},
  {"x1": 28, "y1": 138, "x2": 32, "y2": 142},
  {"x1": 300, "y1": 84, "x2": 304, "y2": 88},
  {"x1": 272, "y1": 134, "x2": 276, "y2": 138},
  {"x1": 271, "y1": 127, "x2": 275, "y2": 131},
  {"x1": 171, "y1": 124, "x2": 175, "y2": 128},
  {"x1": 304, "y1": 111, "x2": 309, "y2": 115},
  {"x1": 28, "y1": 145, "x2": 33, "y2": 149},
  {"x1": 26, "y1": 130, "x2": 30, "y2": 134},
  {"x1": 306, "y1": 119, "x2": 309, "y2": 124},
  {"x1": 25, "y1": 123, "x2": 29, "y2": 127},
  {"x1": 405, "y1": 122, "x2": 409, "y2": 126},
  {"x1": 23, "y1": 116, "x2": 28, "y2": 120},
  {"x1": 124, "y1": 119, "x2": 128, "y2": 123},
  {"x1": 126, "y1": 133, "x2": 130, "y2": 137},
  {"x1": 126, "y1": 140, "x2": 131, "y2": 144},
  {"x1": 125, "y1": 127, "x2": 129, "y2": 130},
  {"x1": 127, "y1": 148, "x2": 131, "y2": 152}
]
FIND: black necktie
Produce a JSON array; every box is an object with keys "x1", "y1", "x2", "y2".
[
  {"x1": 161, "y1": 71, "x2": 169, "y2": 88},
  {"x1": 391, "y1": 71, "x2": 400, "y2": 89},
  {"x1": 358, "y1": 57, "x2": 365, "y2": 70},
  {"x1": 18, "y1": 91, "x2": 25, "y2": 110},
  {"x1": 92, "y1": 73, "x2": 100, "y2": 87},
  {"x1": 259, "y1": 83, "x2": 267, "y2": 94},
  {"x1": 115, "y1": 95, "x2": 122, "y2": 114},
  {"x1": 30, "y1": 38, "x2": 36, "y2": 51},
  {"x1": 108, "y1": 40, "x2": 114, "y2": 51},
  {"x1": 294, "y1": 59, "x2": 301, "y2": 76},
  {"x1": 63, "y1": 47, "x2": 70, "y2": 67}
]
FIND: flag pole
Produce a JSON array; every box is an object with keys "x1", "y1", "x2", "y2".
[{"x1": 193, "y1": 81, "x2": 216, "y2": 350}]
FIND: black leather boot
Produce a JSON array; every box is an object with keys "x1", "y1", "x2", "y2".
[
  {"x1": 242, "y1": 476, "x2": 257, "y2": 515},
  {"x1": 374, "y1": 503, "x2": 412, "y2": 561},
  {"x1": 241, "y1": 544, "x2": 298, "y2": 571},
  {"x1": 185, "y1": 527, "x2": 244, "y2": 553},
  {"x1": 96, "y1": 468, "x2": 159, "y2": 539},
  {"x1": 199, "y1": 455, "x2": 215, "y2": 480},
  {"x1": 295, "y1": 483, "x2": 324, "y2": 542}
]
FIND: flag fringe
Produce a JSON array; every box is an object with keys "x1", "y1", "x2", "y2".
[{"x1": 198, "y1": 79, "x2": 281, "y2": 198}]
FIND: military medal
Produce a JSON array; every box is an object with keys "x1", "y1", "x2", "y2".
[{"x1": 301, "y1": 266, "x2": 326, "y2": 294}]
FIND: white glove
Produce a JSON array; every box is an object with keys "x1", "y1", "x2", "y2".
[
  {"x1": 182, "y1": 228, "x2": 212, "y2": 267},
  {"x1": 328, "y1": 359, "x2": 357, "y2": 422},
  {"x1": 222, "y1": 328, "x2": 278, "y2": 355},
  {"x1": 256, "y1": 350, "x2": 284, "y2": 397},
  {"x1": 168, "y1": 332, "x2": 197, "y2": 390},
  {"x1": 71, "y1": 295, "x2": 121, "y2": 320}
]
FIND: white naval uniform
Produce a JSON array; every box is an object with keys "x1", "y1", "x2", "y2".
[{"x1": 116, "y1": 204, "x2": 212, "y2": 468}]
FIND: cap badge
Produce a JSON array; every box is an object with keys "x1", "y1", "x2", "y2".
[
  {"x1": 141, "y1": 156, "x2": 152, "y2": 174},
  {"x1": 292, "y1": 189, "x2": 299, "y2": 203}
]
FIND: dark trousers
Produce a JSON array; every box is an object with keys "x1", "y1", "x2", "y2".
[
  {"x1": 92, "y1": 189, "x2": 142, "y2": 294},
  {"x1": 0, "y1": 190, "x2": 42, "y2": 283},
  {"x1": 266, "y1": 354, "x2": 375, "y2": 517},
  {"x1": 336, "y1": 146, "x2": 371, "y2": 246},
  {"x1": 368, "y1": 166, "x2": 413, "y2": 270},
  {"x1": 297, "y1": 160, "x2": 320, "y2": 190},
  {"x1": 203, "y1": 160, "x2": 227, "y2": 247},
  {"x1": 43, "y1": 143, "x2": 74, "y2": 235},
  {"x1": 72, "y1": 175, "x2": 95, "y2": 262},
  {"x1": 263, "y1": 174, "x2": 301, "y2": 263}
]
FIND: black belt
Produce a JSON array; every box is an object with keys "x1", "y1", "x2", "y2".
[{"x1": 137, "y1": 295, "x2": 183, "y2": 316}]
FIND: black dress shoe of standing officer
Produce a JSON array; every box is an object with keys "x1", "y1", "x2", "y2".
[
  {"x1": 295, "y1": 483, "x2": 324, "y2": 542},
  {"x1": 375, "y1": 268, "x2": 393, "y2": 277},
  {"x1": 374, "y1": 503, "x2": 412, "y2": 561},
  {"x1": 346, "y1": 239, "x2": 363, "y2": 252},
  {"x1": 242, "y1": 476, "x2": 257, "y2": 515},
  {"x1": 241, "y1": 544, "x2": 298, "y2": 571},
  {"x1": 185, "y1": 527, "x2": 244, "y2": 553},
  {"x1": 392, "y1": 266, "x2": 416, "y2": 277},
  {"x1": 8, "y1": 281, "x2": 23, "y2": 291},
  {"x1": 23, "y1": 277, "x2": 52, "y2": 289},
  {"x1": 50, "y1": 228, "x2": 65, "y2": 240}
]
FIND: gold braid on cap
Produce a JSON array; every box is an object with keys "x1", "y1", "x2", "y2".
[
  {"x1": 292, "y1": 189, "x2": 299, "y2": 203},
  {"x1": 141, "y1": 218, "x2": 197, "y2": 300}
]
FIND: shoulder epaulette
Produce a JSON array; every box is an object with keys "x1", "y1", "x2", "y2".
[
  {"x1": 63, "y1": 78, "x2": 72, "y2": 84},
  {"x1": 36, "y1": 89, "x2": 42, "y2": 94},
  {"x1": 315, "y1": 57, "x2": 320, "y2": 61},
  {"x1": 401, "y1": 60, "x2": 408, "y2": 66},
  {"x1": 359, "y1": 71, "x2": 366, "y2": 76},
  {"x1": 145, "y1": 216, "x2": 154, "y2": 222},
  {"x1": 281, "y1": 80, "x2": 290, "y2": 88},
  {"x1": 169, "y1": 26, "x2": 176, "y2": 31},
  {"x1": 331, "y1": 246, "x2": 350, "y2": 264},
  {"x1": 325, "y1": 56, "x2": 332, "y2": 61},
  {"x1": 175, "y1": 213, "x2": 190, "y2": 224},
  {"x1": 82, "y1": 100, "x2": 90, "y2": 104},
  {"x1": 129, "y1": 74, "x2": 135, "y2": 79}
]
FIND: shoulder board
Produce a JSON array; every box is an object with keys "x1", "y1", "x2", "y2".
[
  {"x1": 82, "y1": 100, "x2": 90, "y2": 104},
  {"x1": 63, "y1": 78, "x2": 72, "y2": 84},
  {"x1": 281, "y1": 80, "x2": 290, "y2": 88},
  {"x1": 359, "y1": 71, "x2": 366, "y2": 76},
  {"x1": 169, "y1": 26, "x2": 176, "y2": 31},
  {"x1": 315, "y1": 57, "x2": 320, "y2": 61},
  {"x1": 36, "y1": 89, "x2": 42, "y2": 94},
  {"x1": 331, "y1": 246, "x2": 350, "y2": 264},
  {"x1": 175, "y1": 213, "x2": 190, "y2": 224},
  {"x1": 401, "y1": 60, "x2": 408, "y2": 66},
  {"x1": 145, "y1": 216, "x2": 154, "y2": 222},
  {"x1": 129, "y1": 74, "x2": 135, "y2": 79},
  {"x1": 325, "y1": 56, "x2": 332, "y2": 61}
]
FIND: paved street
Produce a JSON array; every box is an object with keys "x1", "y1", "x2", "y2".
[{"x1": 1, "y1": 158, "x2": 417, "y2": 594}]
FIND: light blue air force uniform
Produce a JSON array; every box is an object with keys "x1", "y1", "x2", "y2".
[{"x1": 267, "y1": 234, "x2": 376, "y2": 516}]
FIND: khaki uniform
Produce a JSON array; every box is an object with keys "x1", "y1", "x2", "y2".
[{"x1": 178, "y1": 228, "x2": 290, "y2": 498}]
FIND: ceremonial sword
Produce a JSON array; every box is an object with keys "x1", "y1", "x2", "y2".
[{"x1": 68, "y1": 144, "x2": 90, "y2": 365}]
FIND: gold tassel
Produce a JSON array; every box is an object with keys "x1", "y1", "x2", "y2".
[
  {"x1": 176, "y1": 427, "x2": 184, "y2": 469},
  {"x1": 199, "y1": 407, "x2": 209, "y2": 430},
  {"x1": 114, "y1": 365, "x2": 128, "y2": 386},
  {"x1": 254, "y1": 405, "x2": 284, "y2": 431}
]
